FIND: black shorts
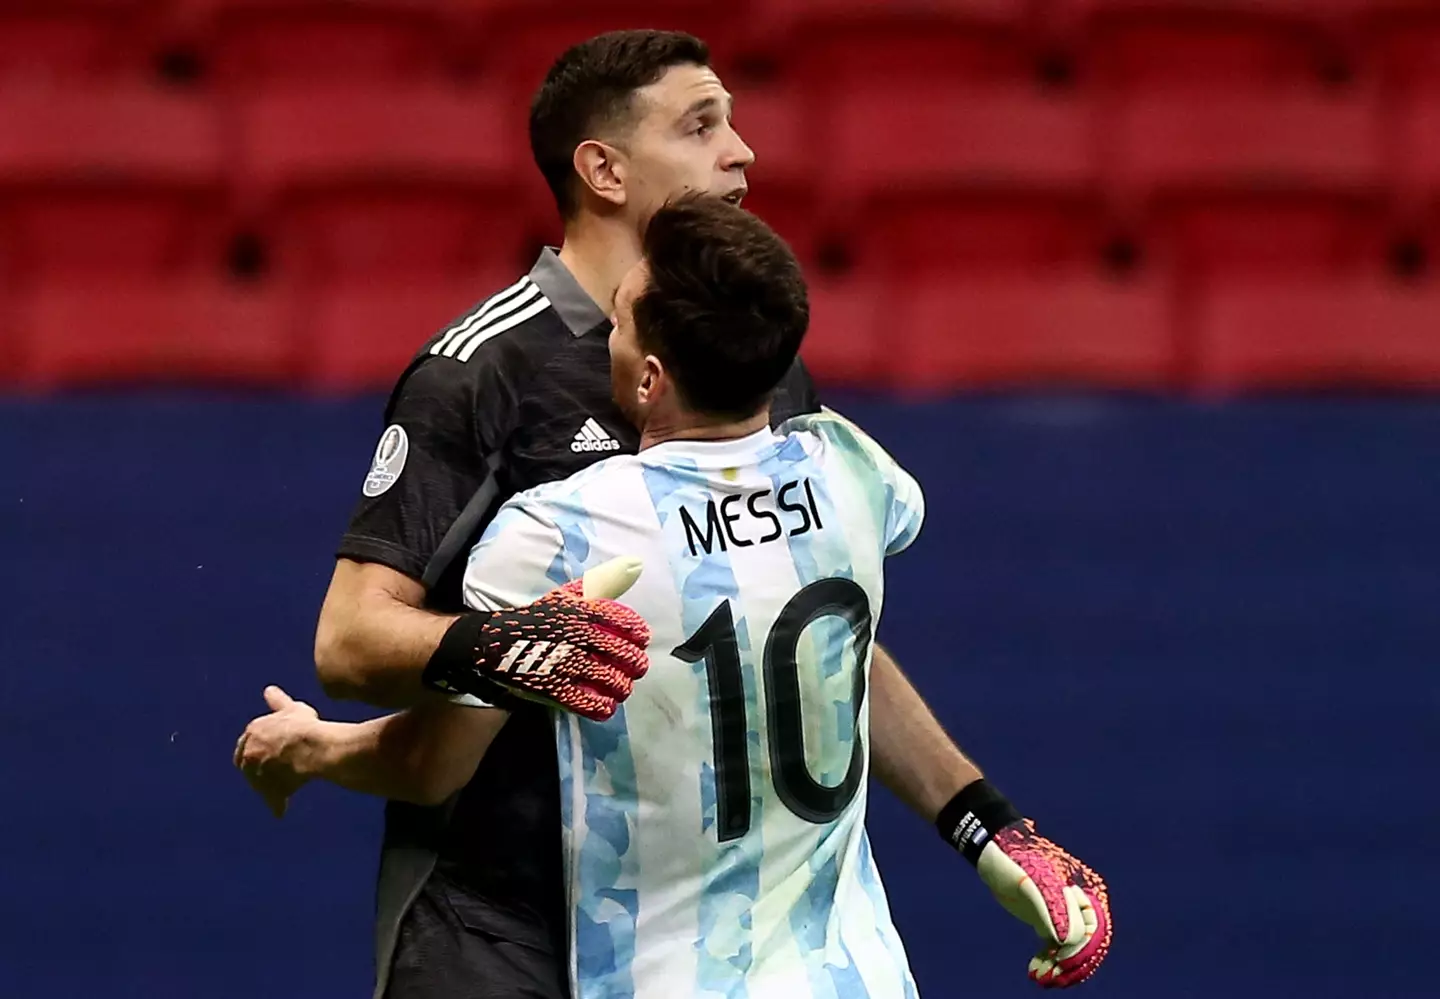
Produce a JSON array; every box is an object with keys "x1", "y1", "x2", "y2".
[{"x1": 385, "y1": 873, "x2": 569, "y2": 999}]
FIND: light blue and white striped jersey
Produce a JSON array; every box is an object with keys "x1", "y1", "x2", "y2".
[{"x1": 461, "y1": 409, "x2": 925, "y2": 999}]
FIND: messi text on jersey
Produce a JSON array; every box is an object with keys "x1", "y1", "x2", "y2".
[{"x1": 679, "y1": 478, "x2": 824, "y2": 557}]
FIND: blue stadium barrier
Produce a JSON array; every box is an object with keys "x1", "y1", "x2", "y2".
[{"x1": 1, "y1": 393, "x2": 1435, "y2": 998}]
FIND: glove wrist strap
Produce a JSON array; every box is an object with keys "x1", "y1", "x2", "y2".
[
  {"x1": 422, "y1": 612, "x2": 517, "y2": 707},
  {"x1": 936, "y1": 779, "x2": 1024, "y2": 866}
]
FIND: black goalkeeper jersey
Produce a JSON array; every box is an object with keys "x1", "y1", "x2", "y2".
[{"x1": 336, "y1": 249, "x2": 822, "y2": 995}]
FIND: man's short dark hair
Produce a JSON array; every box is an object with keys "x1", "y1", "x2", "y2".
[
  {"x1": 634, "y1": 195, "x2": 810, "y2": 421},
  {"x1": 530, "y1": 30, "x2": 711, "y2": 220}
]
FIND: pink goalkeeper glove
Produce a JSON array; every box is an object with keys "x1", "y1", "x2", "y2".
[
  {"x1": 423, "y1": 557, "x2": 650, "y2": 722},
  {"x1": 939, "y1": 781, "x2": 1112, "y2": 988}
]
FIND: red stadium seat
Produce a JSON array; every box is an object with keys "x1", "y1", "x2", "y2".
[
  {"x1": 1156, "y1": 198, "x2": 1388, "y2": 281},
  {"x1": 756, "y1": 0, "x2": 1033, "y2": 86},
  {"x1": 0, "y1": 275, "x2": 15, "y2": 384},
  {"x1": 890, "y1": 275, "x2": 1175, "y2": 392},
  {"x1": 0, "y1": 1, "x2": 158, "y2": 82},
  {"x1": 0, "y1": 87, "x2": 221, "y2": 183},
  {"x1": 1194, "y1": 278, "x2": 1440, "y2": 392},
  {"x1": 1111, "y1": 90, "x2": 1383, "y2": 194},
  {"x1": 1055, "y1": 0, "x2": 1342, "y2": 89},
  {"x1": 0, "y1": 87, "x2": 225, "y2": 278},
  {"x1": 301, "y1": 273, "x2": 514, "y2": 392},
  {"x1": 732, "y1": 86, "x2": 809, "y2": 189},
  {"x1": 18, "y1": 279, "x2": 297, "y2": 387},
  {"x1": 236, "y1": 87, "x2": 528, "y2": 279},
  {"x1": 1404, "y1": 89, "x2": 1440, "y2": 187},
  {"x1": 832, "y1": 85, "x2": 1095, "y2": 200},
  {"x1": 188, "y1": 0, "x2": 457, "y2": 84},
  {"x1": 832, "y1": 85, "x2": 1100, "y2": 273},
  {"x1": 1353, "y1": 1, "x2": 1440, "y2": 92},
  {"x1": 0, "y1": 210, "x2": 13, "y2": 286},
  {"x1": 1112, "y1": 90, "x2": 1385, "y2": 276},
  {"x1": 851, "y1": 192, "x2": 1116, "y2": 287},
  {"x1": 726, "y1": 87, "x2": 822, "y2": 263},
  {"x1": 473, "y1": 1, "x2": 745, "y2": 90},
  {"x1": 763, "y1": 0, "x2": 1027, "y2": 21},
  {"x1": 800, "y1": 278, "x2": 889, "y2": 387}
]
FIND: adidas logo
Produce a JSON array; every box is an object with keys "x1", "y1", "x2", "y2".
[{"x1": 571, "y1": 418, "x2": 621, "y2": 453}]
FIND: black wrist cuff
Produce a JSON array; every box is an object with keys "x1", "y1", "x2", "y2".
[
  {"x1": 422, "y1": 612, "x2": 515, "y2": 707},
  {"x1": 936, "y1": 779, "x2": 1024, "y2": 865}
]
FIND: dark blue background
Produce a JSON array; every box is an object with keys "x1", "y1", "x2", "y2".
[{"x1": 3, "y1": 394, "x2": 1436, "y2": 997}]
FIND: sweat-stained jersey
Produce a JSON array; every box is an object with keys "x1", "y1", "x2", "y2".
[{"x1": 459, "y1": 409, "x2": 926, "y2": 999}]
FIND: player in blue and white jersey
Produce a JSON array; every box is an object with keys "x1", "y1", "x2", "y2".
[
  {"x1": 456, "y1": 200, "x2": 926, "y2": 997},
  {"x1": 238, "y1": 194, "x2": 1111, "y2": 996}
]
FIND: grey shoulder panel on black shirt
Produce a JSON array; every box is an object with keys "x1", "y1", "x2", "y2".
[{"x1": 337, "y1": 277, "x2": 571, "y2": 585}]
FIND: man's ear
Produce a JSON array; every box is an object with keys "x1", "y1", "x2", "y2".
[
  {"x1": 573, "y1": 140, "x2": 627, "y2": 209},
  {"x1": 636, "y1": 355, "x2": 666, "y2": 406}
]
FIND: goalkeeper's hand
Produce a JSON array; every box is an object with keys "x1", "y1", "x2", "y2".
[
  {"x1": 423, "y1": 557, "x2": 651, "y2": 722},
  {"x1": 938, "y1": 781, "x2": 1112, "y2": 988}
]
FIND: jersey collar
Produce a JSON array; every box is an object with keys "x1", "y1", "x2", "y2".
[
  {"x1": 640, "y1": 427, "x2": 783, "y2": 467},
  {"x1": 527, "y1": 248, "x2": 611, "y2": 338}
]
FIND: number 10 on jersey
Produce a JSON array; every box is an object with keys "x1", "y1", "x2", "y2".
[{"x1": 672, "y1": 578, "x2": 872, "y2": 842}]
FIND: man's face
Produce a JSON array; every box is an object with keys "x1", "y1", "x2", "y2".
[
  {"x1": 620, "y1": 64, "x2": 754, "y2": 221},
  {"x1": 608, "y1": 260, "x2": 655, "y2": 430}
]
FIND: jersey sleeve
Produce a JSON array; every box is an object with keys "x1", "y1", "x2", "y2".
[
  {"x1": 460, "y1": 500, "x2": 567, "y2": 613},
  {"x1": 448, "y1": 499, "x2": 567, "y2": 708},
  {"x1": 881, "y1": 455, "x2": 925, "y2": 555},
  {"x1": 841, "y1": 411, "x2": 924, "y2": 555},
  {"x1": 337, "y1": 354, "x2": 516, "y2": 583},
  {"x1": 784, "y1": 407, "x2": 926, "y2": 556}
]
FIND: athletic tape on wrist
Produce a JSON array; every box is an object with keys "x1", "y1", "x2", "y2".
[{"x1": 935, "y1": 779, "x2": 1024, "y2": 865}]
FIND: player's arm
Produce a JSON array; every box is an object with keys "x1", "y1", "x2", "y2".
[
  {"x1": 315, "y1": 355, "x2": 510, "y2": 707},
  {"x1": 314, "y1": 357, "x2": 645, "y2": 712},
  {"x1": 316, "y1": 538, "x2": 648, "y2": 714},
  {"x1": 235, "y1": 687, "x2": 507, "y2": 814},
  {"x1": 831, "y1": 407, "x2": 1114, "y2": 987},
  {"x1": 840, "y1": 413, "x2": 986, "y2": 817},
  {"x1": 317, "y1": 500, "x2": 649, "y2": 719},
  {"x1": 305, "y1": 705, "x2": 499, "y2": 805},
  {"x1": 868, "y1": 646, "x2": 984, "y2": 819},
  {"x1": 240, "y1": 502, "x2": 650, "y2": 814},
  {"x1": 869, "y1": 646, "x2": 1112, "y2": 988},
  {"x1": 312, "y1": 339, "x2": 648, "y2": 707},
  {"x1": 314, "y1": 560, "x2": 456, "y2": 706}
]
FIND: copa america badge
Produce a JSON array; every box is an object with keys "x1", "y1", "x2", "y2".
[{"x1": 362, "y1": 425, "x2": 409, "y2": 497}]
